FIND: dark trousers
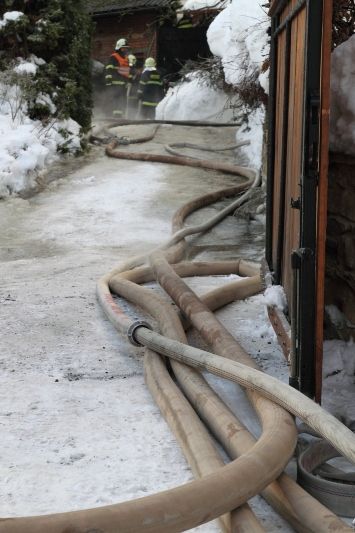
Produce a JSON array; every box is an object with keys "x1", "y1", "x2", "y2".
[
  {"x1": 140, "y1": 105, "x2": 156, "y2": 120},
  {"x1": 105, "y1": 84, "x2": 127, "y2": 117}
]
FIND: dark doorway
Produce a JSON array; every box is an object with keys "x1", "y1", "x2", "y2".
[{"x1": 157, "y1": 24, "x2": 211, "y2": 81}]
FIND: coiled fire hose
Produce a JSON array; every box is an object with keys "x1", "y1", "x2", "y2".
[
  {"x1": 298, "y1": 439, "x2": 355, "y2": 518},
  {"x1": 2, "y1": 124, "x2": 354, "y2": 532},
  {"x1": 112, "y1": 262, "x2": 351, "y2": 533}
]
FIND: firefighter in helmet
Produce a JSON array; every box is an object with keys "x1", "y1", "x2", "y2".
[
  {"x1": 127, "y1": 53, "x2": 140, "y2": 118},
  {"x1": 105, "y1": 38, "x2": 131, "y2": 117},
  {"x1": 137, "y1": 57, "x2": 165, "y2": 119}
]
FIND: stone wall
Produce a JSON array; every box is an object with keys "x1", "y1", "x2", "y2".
[{"x1": 326, "y1": 153, "x2": 355, "y2": 325}]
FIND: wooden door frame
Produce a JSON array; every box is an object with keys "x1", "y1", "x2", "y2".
[{"x1": 266, "y1": 0, "x2": 332, "y2": 400}]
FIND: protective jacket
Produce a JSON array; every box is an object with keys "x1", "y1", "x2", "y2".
[
  {"x1": 128, "y1": 65, "x2": 140, "y2": 99},
  {"x1": 105, "y1": 52, "x2": 130, "y2": 87},
  {"x1": 137, "y1": 68, "x2": 164, "y2": 108},
  {"x1": 176, "y1": 15, "x2": 193, "y2": 29}
]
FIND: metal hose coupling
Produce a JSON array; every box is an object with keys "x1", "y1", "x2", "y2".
[
  {"x1": 116, "y1": 136, "x2": 131, "y2": 145},
  {"x1": 128, "y1": 320, "x2": 153, "y2": 346}
]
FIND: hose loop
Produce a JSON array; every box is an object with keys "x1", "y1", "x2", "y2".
[{"x1": 127, "y1": 320, "x2": 154, "y2": 346}]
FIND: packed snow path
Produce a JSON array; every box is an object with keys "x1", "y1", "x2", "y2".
[{"x1": 0, "y1": 124, "x2": 294, "y2": 531}]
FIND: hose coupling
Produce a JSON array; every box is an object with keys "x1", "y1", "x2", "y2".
[
  {"x1": 128, "y1": 320, "x2": 153, "y2": 347},
  {"x1": 116, "y1": 136, "x2": 130, "y2": 145}
]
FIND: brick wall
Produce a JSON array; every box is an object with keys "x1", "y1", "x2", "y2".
[
  {"x1": 326, "y1": 153, "x2": 355, "y2": 325},
  {"x1": 92, "y1": 11, "x2": 158, "y2": 66}
]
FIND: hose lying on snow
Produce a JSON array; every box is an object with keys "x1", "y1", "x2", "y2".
[
  {"x1": 132, "y1": 323, "x2": 355, "y2": 466},
  {"x1": 147, "y1": 252, "x2": 355, "y2": 464},
  {"x1": 109, "y1": 267, "x2": 296, "y2": 530},
  {"x1": 0, "y1": 163, "x2": 265, "y2": 530},
  {"x1": 111, "y1": 263, "x2": 351, "y2": 533},
  {"x1": 165, "y1": 140, "x2": 250, "y2": 159},
  {"x1": 107, "y1": 138, "x2": 256, "y2": 177},
  {"x1": 3, "y1": 127, "x2": 353, "y2": 532},
  {"x1": 90, "y1": 125, "x2": 161, "y2": 146},
  {"x1": 96, "y1": 118, "x2": 242, "y2": 128},
  {"x1": 100, "y1": 131, "x2": 355, "y2": 531}
]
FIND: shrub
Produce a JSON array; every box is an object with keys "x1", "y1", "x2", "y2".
[{"x1": 0, "y1": 0, "x2": 93, "y2": 132}]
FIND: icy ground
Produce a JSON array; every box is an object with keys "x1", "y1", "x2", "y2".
[{"x1": 0, "y1": 124, "x2": 353, "y2": 530}]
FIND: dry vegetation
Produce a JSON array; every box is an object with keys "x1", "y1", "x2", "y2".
[{"x1": 332, "y1": 0, "x2": 355, "y2": 48}]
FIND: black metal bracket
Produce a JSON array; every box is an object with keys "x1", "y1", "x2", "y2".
[
  {"x1": 291, "y1": 247, "x2": 314, "y2": 269},
  {"x1": 291, "y1": 197, "x2": 301, "y2": 209}
]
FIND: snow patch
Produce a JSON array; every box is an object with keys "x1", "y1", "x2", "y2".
[
  {"x1": 0, "y1": 105, "x2": 81, "y2": 197},
  {"x1": 156, "y1": 75, "x2": 234, "y2": 122},
  {"x1": 0, "y1": 11, "x2": 25, "y2": 28},
  {"x1": 157, "y1": 1, "x2": 269, "y2": 170},
  {"x1": 14, "y1": 62, "x2": 37, "y2": 76},
  {"x1": 182, "y1": 0, "x2": 229, "y2": 9},
  {"x1": 263, "y1": 285, "x2": 287, "y2": 312},
  {"x1": 330, "y1": 35, "x2": 355, "y2": 156}
]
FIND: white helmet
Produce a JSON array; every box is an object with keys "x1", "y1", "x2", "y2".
[
  {"x1": 144, "y1": 57, "x2": 156, "y2": 68},
  {"x1": 128, "y1": 54, "x2": 137, "y2": 67},
  {"x1": 115, "y1": 38, "x2": 128, "y2": 51}
]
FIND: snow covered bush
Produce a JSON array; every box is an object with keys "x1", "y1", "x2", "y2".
[
  {"x1": 157, "y1": 72, "x2": 235, "y2": 122},
  {"x1": 330, "y1": 34, "x2": 355, "y2": 156},
  {"x1": 0, "y1": 1, "x2": 93, "y2": 197},
  {"x1": 0, "y1": 66, "x2": 36, "y2": 123},
  {"x1": 0, "y1": 1, "x2": 93, "y2": 130}
]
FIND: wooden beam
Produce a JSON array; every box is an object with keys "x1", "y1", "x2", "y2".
[{"x1": 315, "y1": 0, "x2": 333, "y2": 403}]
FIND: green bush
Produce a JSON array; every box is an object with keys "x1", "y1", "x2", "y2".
[{"x1": 0, "y1": 0, "x2": 93, "y2": 132}]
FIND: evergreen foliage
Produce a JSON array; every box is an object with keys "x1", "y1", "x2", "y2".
[{"x1": 0, "y1": 0, "x2": 93, "y2": 132}]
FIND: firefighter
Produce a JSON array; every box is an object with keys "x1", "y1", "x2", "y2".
[
  {"x1": 137, "y1": 57, "x2": 165, "y2": 120},
  {"x1": 127, "y1": 53, "x2": 140, "y2": 118},
  {"x1": 105, "y1": 38, "x2": 131, "y2": 117},
  {"x1": 176, "y1": 12, "x2": 194, "y2": 29}
]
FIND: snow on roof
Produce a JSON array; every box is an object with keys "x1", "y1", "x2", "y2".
[
  {"x1": 181, "y1": 0, "x2": 229, "y2": 11},
  {"x1": 87, "y1": 0, "x2": 171, "y2": 15}
]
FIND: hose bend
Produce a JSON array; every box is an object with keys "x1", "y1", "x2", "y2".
[
  {"x1": 97, "y1": 179, "x2": 258, "y2": 289},
  {"x1": 113, "y1": 262, "x2": 351, "y2": 532},
  {"x1": 164, "y1": 140, "x2": 250, "y2": 159},
  {"x1": 109, "y1": 270, "x2": 301, "y2": 531},
  {"x1": 2, "y1": 274, "x2": 269, "y2": 533},
  {"x1": 108, "y1": 264, "x2": 351, "y2": 532},
  {"x1": 135, "y1": 325, "x2": 355, "y2": 467}
]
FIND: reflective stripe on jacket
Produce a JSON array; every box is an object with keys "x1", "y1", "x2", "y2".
[
  {"x1": 105, "y1": 52, "x2": 130, "y2": 86},
  {"x1": 137, "y1": 68, "x2": 164, "y2": 107}
]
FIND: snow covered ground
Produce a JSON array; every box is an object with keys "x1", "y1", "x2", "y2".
[
  {"x1": 0, "y1": 123, "x2": 293, "y2": 531},
  {"x1": 1, "y1": 122, "x2": 353, "y2": 530}
]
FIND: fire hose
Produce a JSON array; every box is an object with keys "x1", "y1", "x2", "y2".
[{"x1": 2, "y1": 124, "x2": 354, "y2": 532}]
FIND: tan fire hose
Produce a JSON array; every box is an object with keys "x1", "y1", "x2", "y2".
[
  {"x1": 110, "y1": 263, "x2": 351, "y2": 533},
  {"x1": 0, "y1": 194, "x2": 271, "y2": 531},
  {"x1": 110, "y1": 255, "x2": 353, "y2": 531},
  {"x1": 99, "y1": 128, "x2": 355, "y2": 531},
  {"x1": 3, "y1": 192, "x2": 353, "y2": 532},
  {"x1": 2, "y1": 127, "x2": 354, "y2": 532}
]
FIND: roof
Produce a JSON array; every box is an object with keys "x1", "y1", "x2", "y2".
[{"x1": 88, "y1": 0, "x2": 171, "y2": 15}]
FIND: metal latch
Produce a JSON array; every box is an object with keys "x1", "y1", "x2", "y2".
[
  {"x1": 290, "y1": 197, "x2": 301, "y2": 209},
  {"x1": 291, "y1": 248, "x2": 313, "y2": 270}
]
